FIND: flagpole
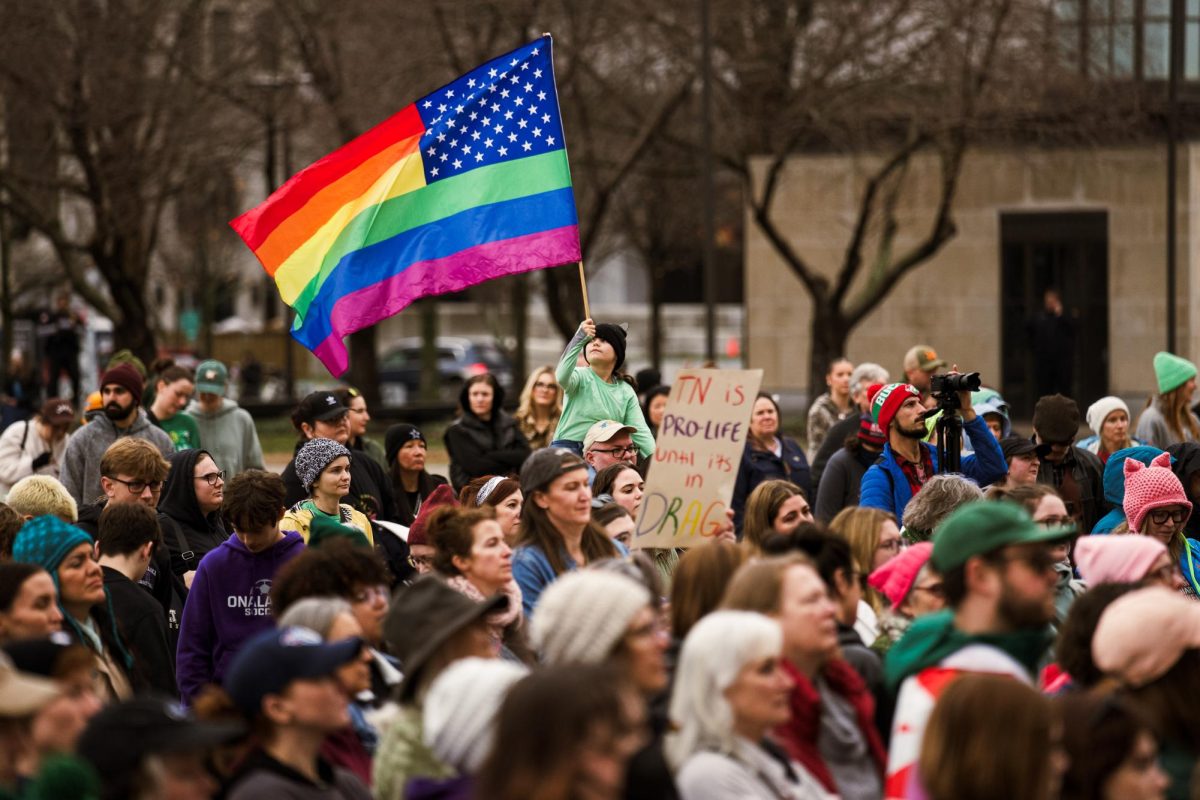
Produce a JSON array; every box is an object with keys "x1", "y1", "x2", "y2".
[{"x1": 578, "y1": 260, "x2": 591, "y2": 320}]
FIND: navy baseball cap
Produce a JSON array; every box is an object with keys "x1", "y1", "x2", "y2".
[{"x1": 223, "y1": 626, "x2": 363, "y2": 715}]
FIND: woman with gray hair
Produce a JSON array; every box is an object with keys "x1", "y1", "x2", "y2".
[
  {"x1": 666, "y1": 610, "x2": 832, "y2": 799},
  {"x1": 277, "y1": 597, "x2": 378, "y2": 787},
  {"x1": 899, "y1": 473, "x2": 983, "y2": 542}
]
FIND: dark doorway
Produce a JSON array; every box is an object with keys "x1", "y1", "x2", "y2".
[{"x1": 1000, "y1": 211, "x2": 1109, "y2": 418}]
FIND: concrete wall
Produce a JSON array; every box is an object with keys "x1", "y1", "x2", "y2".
[{"x1": 745, "y1": 144, "x2": 1196, "y2": 403}]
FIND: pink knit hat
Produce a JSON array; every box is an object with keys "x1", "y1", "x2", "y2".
[
  {"x1": 868, "y1": 541, "x2": 933, "y2": 608},
  {"x1": 1123, "y1": 452, "x2": 1192, "y2": 532},
  {"x1": 1073, "y1": 535, "x2": 1168, "y2": 586},
  {"x1": 1092, "y1": 586, "x2": 1200, "y2": 687}
]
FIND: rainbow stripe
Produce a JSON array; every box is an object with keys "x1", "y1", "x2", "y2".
[{"x1": 230, "y1": 36, "x2": 580, "y2": 375}]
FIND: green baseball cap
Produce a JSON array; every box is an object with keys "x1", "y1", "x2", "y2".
[
  {"x1": 931, "y1": 500, "x2": 1076, "y2": 573},
  {"x1": 194, "y1": 360, "x2": 228, "y2": 395}
]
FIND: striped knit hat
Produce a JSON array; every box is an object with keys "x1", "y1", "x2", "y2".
[{"x1": 871, "y1": 382, "x2": 921, "y2": 433}]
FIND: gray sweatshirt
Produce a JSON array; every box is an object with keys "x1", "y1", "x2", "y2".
[
  {"x1": 1135, "y1": 402, "x2": 1200, "y2": 450},
  {"x1": 59, "y1": 411, "x2": 173, "y2": 505},
  {"x1": 185, "y1": 397, "x2": 263, "y2": 477}
]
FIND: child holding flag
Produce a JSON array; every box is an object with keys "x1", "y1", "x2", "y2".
[{"x1": 551, "y1": 319, "x2": 655, "y2": 459}]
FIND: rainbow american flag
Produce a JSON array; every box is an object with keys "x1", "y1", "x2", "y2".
[{"x1": 230, "y1": 35, "x2": 580, "y2": 375}]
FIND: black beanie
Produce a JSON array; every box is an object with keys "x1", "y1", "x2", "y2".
[
  {"x1": 592, "y1": 323, "x2": 627, "y2": 372},
  {"x1": 385, "y1": 423, "x2": 426, "y2": 466}
]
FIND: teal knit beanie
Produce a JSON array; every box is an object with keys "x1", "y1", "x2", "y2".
[
  {"x1": 1154, "y1": 352, "x2": 1198, "y2": 395},
  {"x1": 12, "y1": 516, "x2": 93, "y2": 585}
]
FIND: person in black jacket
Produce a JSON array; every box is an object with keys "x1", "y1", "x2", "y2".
[
  {"x1": 384, "y1": 423, "x2": 449, "y2": 526},
  {"x1": 96, "y1": 501, "x2": 176, "y2": 697},
  {"x1": 444, "y1": 374, "x2": 531, "y2": 492},
  {"x1": 158, "y1": 449, "x2": 227, "y2": 585},
  {"x1": 280, "y1": 391, "x2": 397, "y2": 523},
  {"x1": 730, "y1": 393, "x2": 812, "y2": 534}
]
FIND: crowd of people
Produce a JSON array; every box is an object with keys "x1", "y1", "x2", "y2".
[{"x1": 1, "y1": 323, "x2": 1200, "y2": 799}]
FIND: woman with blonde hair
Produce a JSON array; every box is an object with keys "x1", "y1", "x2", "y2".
[
  {"x1": 1137, "y1": 352, "x2": 1200, "y2": 448},
  {"x1": 741, "y1": 480, "x2": 811, "y2": 558},
  {"x1": 515, "y1": 366, "x2": 562, "y2": 450},
  {"x1": 829, "y1": 506, "x2": 901, "y2": 639}
]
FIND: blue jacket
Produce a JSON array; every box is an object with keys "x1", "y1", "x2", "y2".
[
  {"x1": 1092, "y1": 445, "x2": 1167, "y2": 533},
  {"x1": 513, "y1": 539, "x2": 629, "y2": 617},
  {"x1": 731, "y1": 435, "x2": 813, "y2": 532},
  {"x1": 859, "y1": 415, "x2": 1007, "y2": 525}
]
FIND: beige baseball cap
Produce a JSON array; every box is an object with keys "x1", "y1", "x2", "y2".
[
  {"x1": 903, "y1": 345, "x2": 947, "y2": 373},
  {"x1": 583, "y1": 420, "x2": 637, "y2": 452}
]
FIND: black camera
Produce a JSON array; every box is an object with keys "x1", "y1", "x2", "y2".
[
  {"x1": 929, "y1": 372, "x2": 981, "y2": 397},
  {"x1": 928, "y1": 371, "x2": 982, "y2": 475}
]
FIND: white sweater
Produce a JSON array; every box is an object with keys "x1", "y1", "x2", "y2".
[{"x1": 0, "y1": 419, "x2": 69, "y2": 498}]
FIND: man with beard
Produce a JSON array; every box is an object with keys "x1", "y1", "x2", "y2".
[
  {"x1": 883, "y1": 501, "x2": 1073, "y2": 796},
  {"x1": 59, "y1": 363, "x2": 173, "y2": 506},
  {"x1": 859, "y1": 380, "x2": 1006, "y2": 526}
]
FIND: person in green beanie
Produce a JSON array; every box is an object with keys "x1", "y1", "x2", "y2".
[
  {"x1": 1137, "y1": 351, "x2": 1200, "y2": 449},
  {"x1": 882, "y1": 500, "x2": 1073, "y2": 797},
  {"x1": 10, "y1": 516, "x2": 136, "y2": 702}
]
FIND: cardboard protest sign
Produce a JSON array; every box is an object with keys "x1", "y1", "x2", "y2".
[{"x1": 632, "y1": 368, "x2": 762, "y2": 549}]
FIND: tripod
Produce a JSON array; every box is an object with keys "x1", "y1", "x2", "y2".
[{"x1": 932, "y1": 393, "x2": 966, "y2": 474}]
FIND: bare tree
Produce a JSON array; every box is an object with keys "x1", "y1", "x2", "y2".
[
  {"x1": 0, "y1": 0, "x2": 252, "y2": 365},
  {"x1": 645, "y1": 0, "x2": 1120, "y2": 395}
]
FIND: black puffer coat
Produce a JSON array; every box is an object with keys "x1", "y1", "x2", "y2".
[{"x1": 443, "y1": 379, "x2": 531, "y2": 491}]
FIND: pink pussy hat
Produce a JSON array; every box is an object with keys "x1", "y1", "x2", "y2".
[
  {"x1": 1074, "y1": 535, "x2": 1168, "y2": 586},
  {"x1": 1123, "y1": 452, "x2": 1192, "y2": 532}
]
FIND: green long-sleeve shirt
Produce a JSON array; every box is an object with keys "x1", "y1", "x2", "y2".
[{"x1": 555, "y1": 329, "x2": 656, "y2": 456}]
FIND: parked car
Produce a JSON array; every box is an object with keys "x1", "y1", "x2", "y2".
[{"x1": 379, "y1": 337, "x2": 514, "y2": 405}]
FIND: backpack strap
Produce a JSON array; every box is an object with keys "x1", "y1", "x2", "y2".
[
  {"x1": 20, "y1": 420, "x2": 29, "y2": 451},
  {"x1": 158, "y1": 514, "x2": 196, "y2": 571}
]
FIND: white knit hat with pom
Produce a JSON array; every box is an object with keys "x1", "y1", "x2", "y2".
[
  {"x1": 530, "y1": 569, "x2": 651, "y2": 664},
  {"x1": 422, "y1": 657, "x2": 528, "y2": 774}
]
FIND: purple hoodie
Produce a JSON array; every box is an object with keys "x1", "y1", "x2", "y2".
[{"x1": 176, "y1": 530, "x2": 305, "y2": 703}]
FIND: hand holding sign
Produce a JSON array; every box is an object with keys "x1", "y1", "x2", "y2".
[{"x1": 632, "y1": 369, "x2": 762, "y2": 549}]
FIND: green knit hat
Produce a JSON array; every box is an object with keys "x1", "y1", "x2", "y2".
[
  {"x1": 12, "y1": 516, "x2": 93, "y2": 587},
  {"x1": 1154, "y1": 351, "x2": 1197, "y2": 395},
  {"x1": 307, "y1": 514, "x2": 371, "y2": 549}
]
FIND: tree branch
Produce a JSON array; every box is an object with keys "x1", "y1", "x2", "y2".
[
  {"x1": 831, "y1": 128, "x2": 928, "y2": 306},
  {"x1": 579, "y1": 78, "x2": 692, "y2": 256}
]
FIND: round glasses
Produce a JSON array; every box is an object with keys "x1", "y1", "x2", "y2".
[{"x1": 195, "y1": 471, "x2": 226, "y2": 487}]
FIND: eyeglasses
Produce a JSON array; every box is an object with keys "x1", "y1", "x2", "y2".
[
  {"x1": 533, "y1": 381, "x2": 557, "y2": 390},
  {"x1": 194, "y1": 471, "x2": 226, "y2": 486},
  {"x1": 591, "y1": 445, "x2": 638, "y2": 457},
  {"x1": 408, "y1": 554, "x2": 434, "y2": 570},
  {"x1": 107, "y1": 476, "x2": 163, "y2": 494},
  {"x1": 877, "y1": 539, "x2": 903, "y2": 554},
  {"x1": 911, "y1": 582, "x2": 944, "y2": 599},
  {"x1": 1149, "y1": 508, "x2": 1189, "y2": 525},
  {"x1": 1036, "y1": 516, "x2": 1073, "y2": 528}
]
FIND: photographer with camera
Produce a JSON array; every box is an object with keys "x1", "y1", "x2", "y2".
[{"x1": 859, "y1": 373, "x2": 1007, "y2": 526}]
